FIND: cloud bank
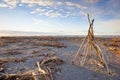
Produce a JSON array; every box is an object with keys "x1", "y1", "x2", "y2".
[
  {"x1": 0, "y1": 0, "x2": 88, "y2": 17},
  {"x1": 0, "y1": 0, "x2": 119, "y2": 18}
]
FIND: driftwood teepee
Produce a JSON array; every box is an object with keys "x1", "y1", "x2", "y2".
[{"x1": 72, "y1": 14, "x2": 109, "y2": 72}]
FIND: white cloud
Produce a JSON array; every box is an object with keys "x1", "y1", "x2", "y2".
[
  {"x1": 45, "y1": 11, "x2": 62, "y2": 18},
  {"x1": 31, "y1": 8, "x2": 46, "y2": 14},
  {"x1": 65, "y1": 2, "x2": 87, "y2": 9},
  {"x1": 0, "y1": 3, "x2": 8, "y2": 7},
  {"x1": 0, "y1": 0, "x2": 19, "y2": 8},
  {"x1": 84, "y1": 0, "x2": 99, "y2": 4},
  {"x1": 21, "y1": 0, "x2": 87, "y2": 9},
  {"x1": 21, "y1": 0, "x2": 53, "y2": 6},
  {"x1": 20, "y1": 0, "x2": 88, "y2": 17},
  {"x1": 30, "y1": 1, "x2": 88, "y2": 18},
  {"x1": 4, "y1": 0, "x2": 19, "y2": 8},
  {"x1": 56, "y1": 2, "x2": 63, "y2": 5},
  {"x1": 31, "y1": 8, "x2": 62, "y2": 17}
]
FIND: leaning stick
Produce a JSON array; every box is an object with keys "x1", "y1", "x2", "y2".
[
  {"x1": 81, "y1": 42, "x2": 90, "y2": 66},
  {"x1": 72, "y1": 36, "x2": 87, "y2": 64},
  {"x1": 87, "y1": 13, "x2": 91, "y2": 24},
  {"x1": 79, "y1": 41, "x2": 88, "y2": 65},
  {"x1": 95, "y1": 44, "x2": 110, "y2": 73}
]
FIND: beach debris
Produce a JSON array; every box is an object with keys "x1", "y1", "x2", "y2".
[
  {"x1": 0, "y1": 63, "x2": 6, "y2": 72},
  {"x1": 109, "y1": 47, "x2": 116, "y2": 51},
  {"x1": 36, "y1": 54, "x2": 63, "y2": 80},
  {"x1": 36, "y1": 62, "x2": 48, "y2": 80},
  {"x1": 0, "y1": 59, "x2": 8, "y2": 72},
  {"x1": 72, "y1": 13, "x2": 110, "y2": 73},
  {"x1": 0, "y1": 54, "x2": 63, "y2": 80}
]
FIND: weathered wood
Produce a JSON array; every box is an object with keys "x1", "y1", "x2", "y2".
[{"x1": 72, "y1": 13, "x2": 110, "y2": 73}]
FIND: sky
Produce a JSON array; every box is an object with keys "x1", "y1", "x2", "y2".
[{"x1": 0, "y1": 0, "x2": 120, "y2": 35}]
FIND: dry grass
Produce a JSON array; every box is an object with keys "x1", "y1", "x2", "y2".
[
  {"x1": 0, "y1": 37, "x2": 22, "y2": 43},
  {"x1": 110, "y1": 49, "x2": 120, "y2": 55},
  {"x1": 33, "y1": 41, "x2": 66, "y2": 48},
  {"x1": 108, "y1": 38, "x2": 120, "y2": 55},
  {"x1": 4, "y1": 51, "x2": 22, "y2": 55},
  {"x1": 109, "y1": 43, "x2": 119, "y2": 47},
  {"x1": 0, "y1": 57, "x2": 27, "y2": 63},
  {"x1": 111, "y1": 38, "x2": 120, "y2": 42},
  {"x1": 108, "y1": 46, "x2": 120, "y2": 55},
  {"x1": 115, "y1": 50, "x2": 120, "y2": 55},
  {"x1": 0, "y1": 41, "x2": 7, "y2": 47},
  {"x1": 0, "y1": 73, "x2": 36, "y2": 80},
  {"x1": 11, "y1": 57, "x2": 27, "y2": 62}
]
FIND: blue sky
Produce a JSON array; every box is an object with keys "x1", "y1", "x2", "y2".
[{"x1": 0, "y1": 0, "x2": 120, "y2": 35}]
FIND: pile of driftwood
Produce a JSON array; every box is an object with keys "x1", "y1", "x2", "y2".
[
  {"x1": 72, "y1": 14, "x2": 110, "y2": 73},
  {"x1": 36, "y1": 54, "x2": 63, "y2": 80},
  {"x1": 0, "y1": 54, "x2": 63, "y2": 80}
]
